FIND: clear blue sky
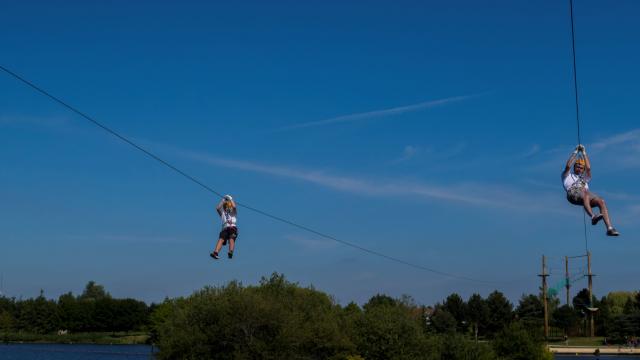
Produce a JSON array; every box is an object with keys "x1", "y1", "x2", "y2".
[{"x1": 1, "y1": 0, "x2": 639, "y2": 305}]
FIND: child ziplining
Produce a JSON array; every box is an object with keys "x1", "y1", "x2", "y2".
[
  {"x1": 562, "y1": 145, "x2": 619, "y2": 236},
  {"x1": 211, "y1": 195, "x2": 239, "y2": 260}
]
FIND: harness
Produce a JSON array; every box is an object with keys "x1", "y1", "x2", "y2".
[{"x1": 567, "y1": 174, "x2": 587, "y2": 198}]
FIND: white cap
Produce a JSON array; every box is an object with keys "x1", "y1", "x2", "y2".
[{"x1": 224, "y1": 194, "x2": 233, "y2": 201}]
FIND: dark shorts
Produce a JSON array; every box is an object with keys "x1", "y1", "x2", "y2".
[
  {"x1": 567, "y1": 189, "x2": 600, "y2": 206},
  {"x1": 219, "y1": 226, "x2": 238, "y2": 241}
]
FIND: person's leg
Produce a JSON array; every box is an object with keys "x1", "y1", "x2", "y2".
[
  {"x1": 228, "y1": 238, "x2": 235, "y2": 258},
  {"x1": 591, "y1": 196, "x2": 620, "y2": 235},
  {"x1": 585, "y1": 192, "x2": 604, "y2": 225},
  {"x1": 228, "y1": 228, "x2": 237, "y2": 258},
  {"x1": 211, "y1": 237, "x2": 225, "y2": 259},
  {"x1": 582, "y1": 191, "x2": 595, "y2": 218},
  {"x1": 591, "y1": 197, "x2": 611, "y2": 229},
  {"x1": 214, "y1": 237, "x2": 225, "y2": 253},
  {"x1": 591, "y1": 197, "x2": 612, "y2": 228}
]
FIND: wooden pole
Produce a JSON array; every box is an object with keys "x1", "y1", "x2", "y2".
[
  {"x1": 539, "y1": 255, "x2": 549, "y2": 339},
  {"x1": 565, "y1": 256, "x2": 571, "y2": 306},
  {"x1": 587, "y1": 251, "x2": 595, "y2": 337}
]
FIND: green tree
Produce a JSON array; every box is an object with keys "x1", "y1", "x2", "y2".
[
  {"x1": 595, "y1": 296, "x2": 612, "y2": 336},
  {"x1": 149, "y1": 299, "x2": 175, "y2": 343},
  {"x1": 486, "y1": 291, "x2": 513, "y2": 336},
  {"x1": 79, "y1": 281, "x2": 111, "y2": 301},
  {"x1": 492, "y1": 321, "x2": 552, "y2": 360},
  {"x1": 363, "y1": 294, "x2": 396, "y2": 310},
  {"x1": 623, "y1": 297, "x2": 637, "y2": 315},
  {"x1": 340, "y1": 302, "x2": 363, "y2": 349},
  {"x1": 573, "y1": 288, "x2": 592, "y2": 311},
  {"x1": 430, "y1": 307, "x2": 457, "y2": 334},
  {"x1": 76, "y1": 298, "x2": 97, "y2": 332},
  {"x1": 606, "y1": 291, "x2": 637, "y2": 316},
  {"x1": 0, "y1": 296, "x2": 16, "y2": 333},
  {"x1": 17, "y1": 290, "x2": 60, "y2": 334},
  {"x1": 0, "y1": 310, "x2": 14, "y2": 332},
  {"x1": 58, "y1": 292, "x2": 85, "y2": 331},
  {"x1": 155, "y1": 273, "x2": 353, "y2": 359},
  {"x1": 552, "y1": 305, "x2": 578, "y2": 336},
  {"x1": 116, "y1": 298, "x2": 148, "y2": 331},
  {"x1": 443, "y1": 293, "x2": 468, "y2": 333},
  {"x1": 467, "y1": 293, "x2": 489, "y2": 340},
  {"x1": 607, "y1": 314, "x2": 640, "y2": 343},
  {"x1": 516, "y1": 294, "x2": 543, "y2": 332},
  {"x1": 356, "y1": 295, "x2": 425, "y2": 360}
]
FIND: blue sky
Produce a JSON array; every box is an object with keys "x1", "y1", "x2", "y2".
[{"x1": 1, "y1": 0, "x2": 639, "y2": 305}]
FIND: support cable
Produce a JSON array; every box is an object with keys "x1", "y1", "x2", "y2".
[{"x1": 568, "y1": 0, "x2": 589, "y2": 254}]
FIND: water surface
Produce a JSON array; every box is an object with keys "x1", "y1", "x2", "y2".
[{"x1": 0, "y1": 344, "x2": 154, "y2": 360}]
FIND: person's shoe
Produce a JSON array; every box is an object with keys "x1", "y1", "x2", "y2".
[
  {"x1": 606, "y1": 228, "x2": 620, "y2": 236},
  {"x1": 228, "y1": 252, "x2": 233, "y2": 259},
  {"x1": 591, "y1": 214, "x2": 604, "y2": 225},
  {"x1": 210, "y1": 252, "x2": 220, "y2": 259}
]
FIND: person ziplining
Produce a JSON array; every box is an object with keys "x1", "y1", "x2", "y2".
[
  {"x1": 211, "y1": 195, "x2": 239, "y2": 260},
  {"x1": 562, "y1": 145, "x2": 619, "y2": 236}
]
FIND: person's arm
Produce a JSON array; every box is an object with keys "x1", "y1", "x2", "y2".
[
  {"x1": 563, "y1": 147, "x2": 579, "y2": 178},
  {"x1": 216, "y1": 199, "x2": 225, "y2": 216},
  {"x1": 580, "y1": 145, "x2": 592, "y2": 178},
  {"x1": 227, "y1": 199, "x2": 237, "y2": 215}
]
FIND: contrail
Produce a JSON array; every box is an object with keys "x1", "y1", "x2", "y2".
[{"x1": 279, "y1": 94, "x2": 480, "y2": 131}]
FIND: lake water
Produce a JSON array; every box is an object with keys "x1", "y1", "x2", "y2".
[{"x1": 0, "y1": 344, "x2": 154, "y2": 359}]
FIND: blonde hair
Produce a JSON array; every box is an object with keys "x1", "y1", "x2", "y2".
[{"x1": 575, "y1": 158, "x2": 586, "y2": 167}]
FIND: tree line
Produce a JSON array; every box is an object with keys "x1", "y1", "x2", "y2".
[
  {"x1": 1, "y1": 275, "x2": 639, "y2": 359},
  {"x1": 427, "y1": 287, "x2": 640, "y2": 344},
  {"x1": 0, "y1": 281, "x2": 150, "y2": 334},
  {"x1": 554, "y1": 288, "x2": 640, "y2": 342}
]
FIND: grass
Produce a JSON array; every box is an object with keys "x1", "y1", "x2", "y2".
[{"x1": 0, "y1": 331, "x2": 150, "y2": 345}]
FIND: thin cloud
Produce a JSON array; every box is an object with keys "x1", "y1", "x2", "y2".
[
  {"x1": 583, "y1": 128, "x2": 640, "y2": 169},
  {"x1": 524, "y1": 128, "x2": 640, "y2": 173},
  {"x1": 392, "y1": 142, "x2": 467, "y2": 164},
  {"x1": 278, "y1": 94, "x2": 481, "y2": 131},
  {"x1": 393, "y1": 145, "x2": 420, "y2": 163},
  {"x1": 402, "y1": 145, "x2": 419, "y2": 159},
  {"x1": 613, "y1": 204, "x2": 640, "y2": 227},
  {"x1": 597, "y1": 190, "x2": 640, "y2": 202},
  {"x1": 177, "y1": 148, "x2": 568, "y2": 213},
  {"x1": 591, "y1": 129, "x2": 640, "y2": 151},
  {"x1": 521, "y1": 144, "x2": 541, "y2": 158}
]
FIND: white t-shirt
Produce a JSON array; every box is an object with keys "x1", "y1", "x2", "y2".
[
  {"x1": 562, "y1": 172, "x2": 590, "y2": 192},
  {"x1": 220, "y1": 207, "x2": 237, "y2": 229}
]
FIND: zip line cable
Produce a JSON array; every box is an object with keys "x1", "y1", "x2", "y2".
[
  {"x1": 568, "y1": 0, "x2": 589, "y2": 254},
  {"x1": 0, "y1": 64, "x2": 495, "y2": 285},
  {"x1": 569, "y1": 0, "x2": 582, "y2": 147}
]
